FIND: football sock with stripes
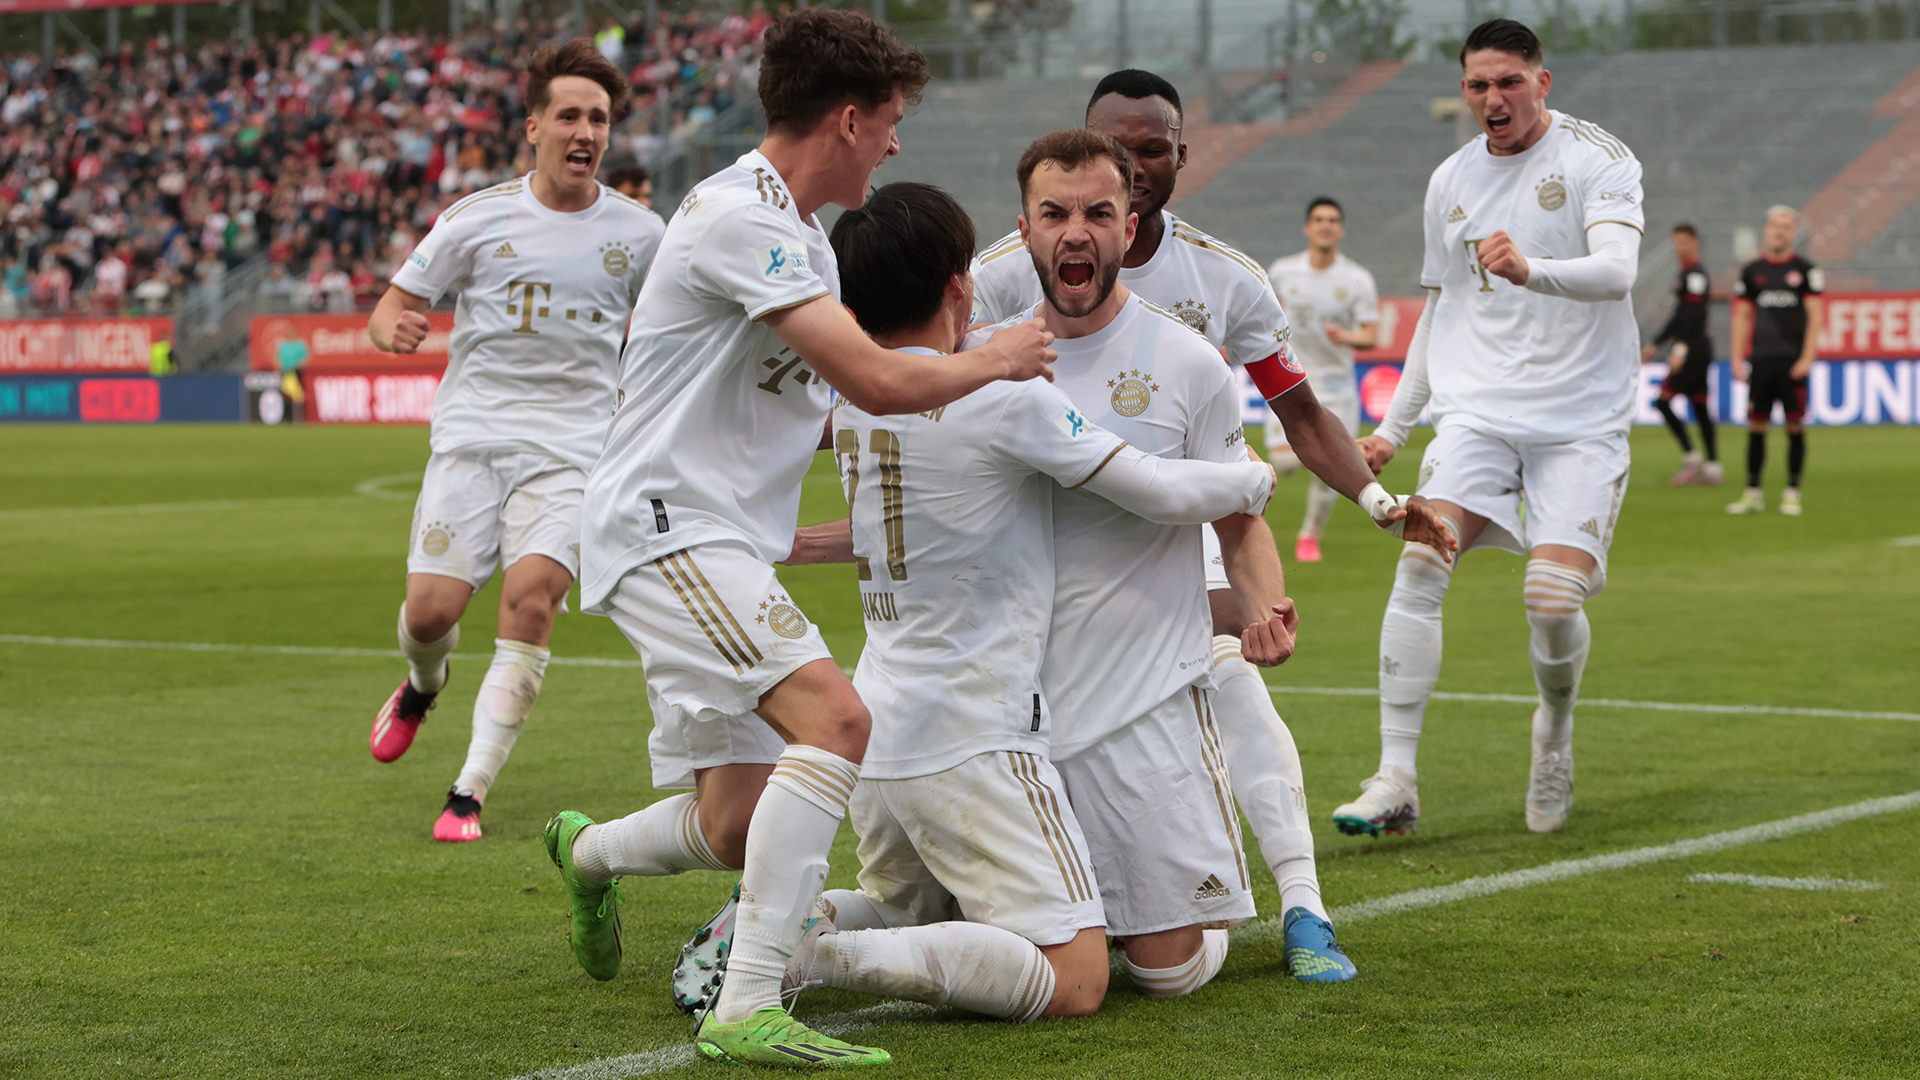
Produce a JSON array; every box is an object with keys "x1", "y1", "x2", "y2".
[
  {"x1": 451, "y1": 638, "x2": 547, "y2": 804},
  {"x1": 1524, "y1": 560, "x2": 1592, "y2": 747},
  {"x1": 1211, "y1": 636, "x2": 1326, "y2": 921},
  {"x1": 1654, "y1": 397, "x2": 1693, "y2": 453},
  {"x1": 1746, "y1": 430, "x2": 1767, "y2": 488},
  {"x1": 1787, "y1": 431, "x2": 1806, "y2": 487},
  {"x1": 1692, "y1": 395, "x2": 1718, "y2": 461},
  {"x1": 818, "y1": 889, "x2": 911, "y2": 932},
  {"x1": 1377, "y1": 543, "x2": 1454, "y2": 779},
  {"x1": 1300, "y1": 476, "x2": 1338, "y2": 541},
  {"x1": 396, "y1": 603, "x2": 456, "y2": 694},
  {"x1": 572, "y1": 792, "x2": 731, "y2": 882},
  {"x1": 1127, "y1": 929, "x2": 1230, "y2": 997},
  {"x1": 813, "y1": 922, "x2": 1056, "y2": 1021},
  {"x1": 712, "y1": 744, "x2": 859, "y2": 1024}
]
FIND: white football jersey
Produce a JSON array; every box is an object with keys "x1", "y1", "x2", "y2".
[
  {"x1": 391, "y1": 175, "x2": 663, "y2": 470},
  {"x1": 1266, "y1": 251, "x2": 1380, "y2": 381},
  {"x1": 1420, "y1": 110, "x2": 1645, "y2": 441},
  {"x1": 971, "y1": 295, "x2": 1248, "y2": 759},
  {"x1": 835, "y1": 348, "x2": 1128, "y2": 781},
  {"x1": 581, "y1": 151, "x2": 840, "y2": 613},
  {"x1": 971, "y1": 210, "x2": 1291, "y2": 368}
]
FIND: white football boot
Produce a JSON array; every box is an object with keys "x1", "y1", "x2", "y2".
[
  {"x1": 1331, "y1": 767, "x2": 1420, "y2": 837},
  {"x1": 1525, "y1": 711, "x2": 1574, "y2": 834}
]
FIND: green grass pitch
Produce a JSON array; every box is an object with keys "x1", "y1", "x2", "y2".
[{"x1": 2, "y1": 422, "x2": 1916, "y2": 1079}]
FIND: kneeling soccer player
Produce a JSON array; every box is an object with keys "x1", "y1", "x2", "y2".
[{"x1": 364, "y1": 39, "x2": 663, "y2": 842}]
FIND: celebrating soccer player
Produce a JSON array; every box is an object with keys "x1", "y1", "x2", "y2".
[
  {"x1": 540, "y1": 9, "x2": 1053, "y2": 1068},
  {"x1": 1340, "y1": 19, "x2": 1644, "y2": 836},
  {"x1": 1268, "y1": 197, "x2": 1384, "y2": 562},
  {"x1": 1641, "y1": 223, "x2": 1722, "y2": 486},
  {"x1": 971, "y1": 70, "x2": 1449, "y2": 982},
  {"x1": 713, "y1": 180, "x2": 1278, "y2": 1022},
  {"x1": 364, "y1": 39, "x2": 664, "y2": 843},
  {"x1": 1727, "y1": 206, "x2": 1823, "y2": 516}
]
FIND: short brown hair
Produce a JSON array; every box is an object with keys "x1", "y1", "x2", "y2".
[
  {"x1": 1016, "y1": 128, "x2": 1134, "y2": 212},
  {"x1": 758, "y1": 8, "x2": 928, "y2": 135},
  {"x1": 525, "y1": 37, "x2": 630, "y2": 116}
]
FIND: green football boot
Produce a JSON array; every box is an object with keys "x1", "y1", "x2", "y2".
[
  {"x1": 542, "y1": 811, "x2": 624, "y2": 981},
  {"x1": 695, "y1": 1006, "x2": 892, "y2": 1068}
]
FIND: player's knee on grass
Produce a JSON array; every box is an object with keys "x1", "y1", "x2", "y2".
[
  {"x1": 1039, "y1": 927, "x2": 1110, "y2": 1018},
  {"x1": 1125, "y1": 926, "x2": 1229, "y2": 998}
]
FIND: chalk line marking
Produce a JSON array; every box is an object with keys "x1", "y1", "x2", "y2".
[
  {"x1": 3, "y1": 635, "x2": 1912, "y2": 721},
  {"x1": 0, "y1": 473, "x2": 422, "y2": 521},
  {"x1": 354, "y1": 472, "x2": 422, "y2": 501},
  {"x1": 1891, "y1": 535, "x2": 1920, "y2": 547},
  {"x1": 502, "y1": 789, "x2": 1920, "y2": 1079},
  {"x1": 1683, "y1": 872, "x2": 1885, "y2": 891},
  {"x1": 0, "y1": 635, "x2": 644, "y2": 669}
]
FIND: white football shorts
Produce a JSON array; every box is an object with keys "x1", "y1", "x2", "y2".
[
  {"x1": 1054, "y1": 685, "x2": 1255, "y2": 937},
  {"x1": 604, "y1": 538, "x2": 835, "y2": 724},
  {"x1": 1415, "y1": 423, "x2": 1630, "y2": 595},
  {"x1": 643, "y1": 685, "x2": 786, "y2": 791},
  {"x1": 408, "y1": 449, "x2": 583, "y2": 589},
  {"x1": 847, "y1": 750, "x2": 1106, "y2": 946}
]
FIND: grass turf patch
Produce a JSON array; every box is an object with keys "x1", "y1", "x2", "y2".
[{"x1": 0, "y1": 423, "x2": 1915, "y2": 1079}]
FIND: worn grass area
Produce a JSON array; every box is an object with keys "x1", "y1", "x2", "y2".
[{"x1": 1, "y1": 423, "x2": 1916, "y2": 1079}]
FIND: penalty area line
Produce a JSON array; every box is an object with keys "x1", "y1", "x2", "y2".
[
  {"x1": 0, "y1": 634, "x2": 644, "y2": 669},
  {"x1": 505, "y1": 790, "x2": 1920, "y2": 1079}
]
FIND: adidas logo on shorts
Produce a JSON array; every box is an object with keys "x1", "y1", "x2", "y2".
[{"x1": 1194, "y1": 874, "x2": 1231, "y2": 900}]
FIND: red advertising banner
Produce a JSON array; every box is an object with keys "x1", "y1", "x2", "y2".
[
  {"x1": 249, "y1": 313, "x2": 454, "y2": 374},
  {"x1": 1352, "y1": 296, "x2": 1426, "y2": 362},
  {"x1": 303, "y1": 369, "x2": 442, "y2": 424},
  {"x1": 0, "y1": 317, "x2": 174, "y2": 375},
  {"x1": 1814, "y1": 292, "x2": 1920, "y2": 359}
]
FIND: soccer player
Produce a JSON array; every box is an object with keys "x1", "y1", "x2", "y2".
[
  {"x1": 542, "y1": 9, "x2": 1053, "y2": 1067},
  {"x1": 364, "y1": 39, "x2": 664, "y2": 843},
  {"x1": 765, "y1": 181, "x2": 1277, "y2": 1021},
  {"x1": 1726, "y1": 206, "x2": 1823, "y2": 516},
  {"x1": 1339, "y1": 18, "x2": 1644, "y2": 836},
  {"x1": 1267, "y1": 197, "x2": 1382, "y2": 562},
  {"x1": 971, "y1": 70, "x2": 1447, "y2": 982},
  {"x1": 606, "y1": 163, "x2": 652, "y2": 207},
  {"x1": 1641, "y1": 223, "x2": 1721, "y2": 486},
  {"x1": 977, "y1": 129, "x2": 1433, "y2": 997}
]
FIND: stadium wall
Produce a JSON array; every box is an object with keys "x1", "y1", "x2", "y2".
[{"x1": 0, "y1": 373, "x2": 245, "y2": 423}]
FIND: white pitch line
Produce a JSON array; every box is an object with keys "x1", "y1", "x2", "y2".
[
  {"x1": 0, "y1": 494, "x2": 374, "y2": 522},
  {"x1": 1891, "y1": 535, "x2": 1920, "y2": 547},
  {"x1": 2, "y1": 634, "x2": 1912, "y2": 721},
  {"x1": 512, "y1": 788, "x2": 1920, "y2": 1078},
  {"x1": 1683, "y1": 872, "x2": 1885, "y2": 891},
  {"x1": 0, "y1": 634, "x2": 644, "y2": 669},
  {"x1": 1267, "y1": 684, "x2": 1920, "y2": 724}
]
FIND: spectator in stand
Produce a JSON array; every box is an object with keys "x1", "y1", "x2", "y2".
[{"x1": 606, "y1": 163, "x2": 651, "y2": 206}]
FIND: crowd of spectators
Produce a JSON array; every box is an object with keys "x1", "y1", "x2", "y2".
[{"x1": 0, "y1": 3, "x2": 774, "y2": 320}]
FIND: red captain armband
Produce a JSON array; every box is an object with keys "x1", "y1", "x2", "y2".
[{"x1": 1245, "y1": 350, "x2": 1307, "y2": 401}]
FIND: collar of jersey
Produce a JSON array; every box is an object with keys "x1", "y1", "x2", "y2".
[
  {"x1": 514, "y1": 172, "x2": 607, "y2": 223},
  {"x1": 1046, "y1": 292, "x2": 1141, "y2": 353},
  {"x1": 1120, "y1": 210, "x2": 1177, "y2": 282}
]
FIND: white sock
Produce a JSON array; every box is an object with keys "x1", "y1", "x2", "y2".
[
  {"x1": 1524, "y1": 559, "x2": 1592, "y2": 747},
  {"x1": 1300, "y1": 476, "x2": 1338, "y2": 541},
  {"x1": 450, "y1": 639, "x2": 547, "y2": 804},
  {"x1": 712, "y1": 744, "x2": 859, "y2": 1024},
  {"x1": 819, "y1": 889, "x2": 910, "y2": 931},
  {"x1": 1378, "y1": 544, "x2": 1453, "y2": 778},
  {"x1": 396, "y1": 602, "x2": 457, "y2": 694},
  {"x1": 1127, "y1": 929, "x2": 1230, "y2": 997},
  {"x1": 1210, "y1": 636, "x2": 1325, "y2": 921},
  {"x1": 815, "y1": 923, "x2": 1056, "y2": 1021},
  {"x1": 572, "y1": 792, "x2": 732, "y2": 882}
]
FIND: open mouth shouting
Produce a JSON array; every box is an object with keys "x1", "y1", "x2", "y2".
[
  {"x1": 1485, "y1": 112, "x2": 1513, "y2": 138},
  {"x1": 565, "y1": 146, "x2": 595, "y2": 173},
  {"x1": 1056, "y1": 255, "x2": 1096, "y2": 295}
]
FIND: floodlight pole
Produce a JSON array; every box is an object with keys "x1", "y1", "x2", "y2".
[
  {"x1": 108, "y1": 7, "x2": 121, "y2": 51},
  {"x1": 379, "y1": 0, "x2": 392, "y2": 34},
  {"x1": 174, "y1": 3, "x2": 187, "y2": 47}
]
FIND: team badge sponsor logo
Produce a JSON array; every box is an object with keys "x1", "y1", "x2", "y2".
[
  {"x1": 1381, "y1": 654, "x2": 1401, "y2": 676},
  {"x1": 420, "y1": 521, "x2": 453, "y2": 557},
  {"x1": 1808, "y1": 267, "x2": 1826, "y2": 291},
  {"x1": 1335, "y1": 287, "x2": 1348, "y2": 301},
  {"x1": 763, "y1": 245, "x2": 809, "y2": 278},
  {"x1": 678, "y1": 190, "x2": 700, "y2": 215},
  {"x1": 1418, "y1": 459, "x2": 1436, "y2": 490},
  {"x1": 1786, "y1": 270, "x2": 1803, "y2": 288},
  {"x1": 757, "y1": 593, "x2": 809, "y2": 639},
  {"x1": 1053, "y1": 407, "x2": 1088, "y2": 437},
  {"x1": 1279, "y1": 341, "x2": 1304, "y2": 374},
  {"x1": 601, "y1": 241, "x2": 633, "y2": 277},
  {"x1": 492, "y1": 241, "x2": 518, "y2": 259},
  {"x1": 1537, "y1": 176, "x2": 1567, "y2": 211},
  {"x1": 1686, "y1": 271, "x2": 1709, "y2": 295},
  {"x1": 1578, "y1": 518, "x2": 1601, "y2": 538},
  {"x1": 1171, "y1": 299, "x2": 1211, "y2": 334},
  {"x1": 1107, "y1": 369, "x2": 1160, "y2": 417}
]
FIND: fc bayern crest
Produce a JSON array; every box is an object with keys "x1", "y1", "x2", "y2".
[
  {"x1": 1279, "y1": 341, "x2": 1303, "y2": 374},
  {"x1": 1108, "y1": 369, "x2": 1161, "y2": 417},
  {"x1": 1537, "y1": 175, "x2": 1567, "y2": 211},
  {"x1": 757, "y1": 593, "x2": 809, "y2": 639},
  {"x1": 1171, "y1": 299, "x2": 1211, "y2": 334},
  {"x1": 601, "y1": 241, "x2": 633, "y2": 277}
]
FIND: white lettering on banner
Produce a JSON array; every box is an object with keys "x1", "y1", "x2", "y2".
[
  {"x1": 371, "y1": 375, "x2": 437, "y2": 423},
  {"x1": 311, "y1": 375, "x2": 371, "y2": 422},
  {"x1": 1816, "y1": 295, "x2": 1920, "y2": 357},
  {"x1": 1811, "y1": 362, "x2": 1863, "y2": 425},
  {"x1": 0, "y1": 320, "x2": 160, "y2": 372},
  {"x1": 1863, "y1": 362, "x2": 1913, "y2": 424}
]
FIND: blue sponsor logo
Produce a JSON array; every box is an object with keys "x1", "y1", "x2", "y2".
[{"x1": 765, "y1": 246, "x2": 787, "y2": 277}]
